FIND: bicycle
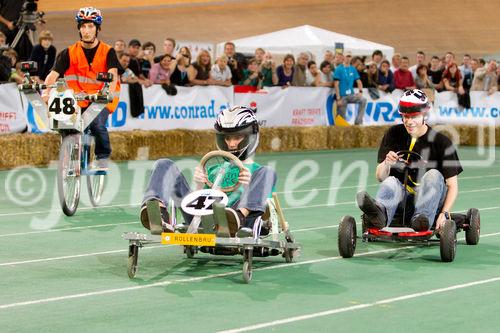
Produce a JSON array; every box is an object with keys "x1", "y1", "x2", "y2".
[{"x1": 18, "y1": 61, "x2": 114, "y2": 216}]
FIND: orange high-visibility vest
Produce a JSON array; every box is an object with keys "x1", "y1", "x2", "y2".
[{"x1": 65, "y1": 41, "x2": 120, "y2": 112}]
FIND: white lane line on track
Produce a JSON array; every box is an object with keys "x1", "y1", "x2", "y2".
[
  {"x1": 217, "y1": 275, "x2": 500, "y2": 333},
  {"x1": 1, "y1": 204, "x2": 500, "y2": 262},
  {"x1": 0, "y1": 244, "x2": 167, "y2": 267},
  {"x1": 1, "y1": 231, "x2": 500, "y2": 310},
  {"x1": 1, "y1": 173, "x2": 498, "y2": 217},
  {"x1": 0, "y1": 203, "x2": 138, "y2": 217},
  {"x1": 0, "y1": 221, "x2": 139, "y2": 238}
]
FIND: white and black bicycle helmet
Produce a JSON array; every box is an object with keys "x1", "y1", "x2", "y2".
[
  {"x1": 398, "y1": 89, "x2": 430, "y2": 116},
  {"x1": 214, "y1": 106, "x2": 259, "y2": 160}
]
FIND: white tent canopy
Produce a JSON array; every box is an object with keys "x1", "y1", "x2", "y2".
[{"x1": 216, "y1": 25, "x2": 394, "y2": 62}]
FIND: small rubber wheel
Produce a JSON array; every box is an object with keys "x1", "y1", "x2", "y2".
[
  {"x1": 440, "y1": 219, "x2": 457, "y2": 262},
  {"x1": 465, "y1": 208, "x2": 480, "y2": 245},
  {"x1": 338, "y1": 216, "x2": 357, "y2": 258},
  {"x1": 127, "y1": 244, "x2": 139, "y2": 278}
]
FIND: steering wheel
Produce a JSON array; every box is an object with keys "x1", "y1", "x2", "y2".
[
  {"x1": 199, "y1": 150, "x2": 245, "y2": 193},
  {"x1": 392, "y1": 150, "x2": 427, "y2": 172}
]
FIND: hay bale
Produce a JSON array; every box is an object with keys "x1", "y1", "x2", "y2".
[
  {"x1": 298, "y1": 127, "x2": 328, "y2": 150},
  {"x1": 1, "y1": 125, "x2": 498, "y2": 170}
]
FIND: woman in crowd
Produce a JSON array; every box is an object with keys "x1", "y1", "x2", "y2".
[
  {"x1": 377, "y1": 59, "x2": 394, "y2": 92},
  {"x1": 365, "y1": 61, "x2": 379, "y2": 88},
  {"x1": 210, "y1": 54, "x2": 232, "y2": 86},
  {"x1": 188, "y1": 49, "x2": 214, "y2": 86},
  {"x1": 316, "y1": 60, "x2": 333, "y2": 87},
  {"x1": 442, "y1": 62, "x2": 464, "y2": 94},
  {"x1": 149, "y1": 53, "x2": 172, "y2": 84},
  {"x1": 169, "y1": 46, "x2": 191, "y2": 86},
  {"x1": 414, "y1": 64, "x2": 434, "y2": 90},
  {"x1": 276, "y1": 54, "x2": 294, "y2": 87}
]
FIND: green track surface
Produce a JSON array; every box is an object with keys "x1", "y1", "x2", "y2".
[{"x1": 1, "y1": 147, "x2": 499, "y2": 333}]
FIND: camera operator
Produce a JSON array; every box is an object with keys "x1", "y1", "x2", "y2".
[
  {"x1": 0, "y1": 0, "x2": 40, "y2": 60},
  {"x1": 223, "y1": 41, "x2": 245, "y2": 85},
  {"x1": 0, "y1": 0, "x2": 23, "y2": 45}
]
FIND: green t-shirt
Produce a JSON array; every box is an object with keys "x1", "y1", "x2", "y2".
[
  {"x1": 206, "y1": 161, "x2": 273, "y2": 207},
  {"x1": 260, "y1": 67, "x2": 274, "y2": 87}
]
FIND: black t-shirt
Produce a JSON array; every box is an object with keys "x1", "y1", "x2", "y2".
[
  {"x1": 53, "y1": 42, "x2": 120, "y2": 76},
  {"x1": 128, "y1": 57, "x2": 142, "y2": 76},
  {"x1": 377, "y1": 124, "x2": 463, "y2": 185},
  {"x1": 427, "y1": 68, "x2": 443, "y2": 84}
]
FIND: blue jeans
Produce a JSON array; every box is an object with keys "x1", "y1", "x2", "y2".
[
  {"x1": 142, "y1": 158, "x2": 277, "y2": 225},
  {"x1": 375, "y1": 169, "x2": 447, "y2": 229},
  {"x1": 88, "y1": 108, "x2": 111, "y2": 160},
  {"x1": 336, "y1": 94, "x2": 367, "y2": 125}
]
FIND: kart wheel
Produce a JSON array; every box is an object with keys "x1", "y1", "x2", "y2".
[
  {"x1": 127, "y1": 244, "x2": 139, "y2": 279},
  {"x1": 465, "y1": 208, "x2": 480, "y2": 245},
  {"x1": 243, "y1": 249, "x2": 253, "y2": 283},
  {"x1": 185, "y1": 246, "x2": 197, "y2": 259},
  {"x1": 284, "y1": 248, "x2": 294, "y2": 263},
  {"x1": 85, "y1": 136, "x2": 106, "y2": 207},
  {"x1": 57, "y1": 134, "x2": 81, "y2": 216},
  {"x1": 440, "y1": 220, "x2": 457, "y2": 262},
  {"x1": 338, "y1": 216, "x2": 357, "y2": 258}
]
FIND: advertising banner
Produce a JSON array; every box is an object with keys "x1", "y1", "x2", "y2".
[{"x1": 0, "y1": 83, "x2": 28, "y2": 134}]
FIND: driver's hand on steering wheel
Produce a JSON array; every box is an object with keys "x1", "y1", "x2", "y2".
[
  {"x1": 238, "y1": 167, "x2": 251, "y2": 186},
  {"x1": 384, "y1": 151, "x2": 402, "y2": 166},
  {"x1": 194, "y1": 165, "x2": 207, "y2": 187}
]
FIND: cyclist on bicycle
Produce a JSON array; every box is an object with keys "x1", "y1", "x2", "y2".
[{"x1": 43, "y1": 7, "x2": 120, "y2": 170}]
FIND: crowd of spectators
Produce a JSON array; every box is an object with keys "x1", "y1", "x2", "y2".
[{"x1": 1, "y1": 32, "x2": 499, "y2": 108}]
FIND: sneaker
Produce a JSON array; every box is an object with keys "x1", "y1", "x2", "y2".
[
  {"x1": 356, "y1": 191, "x2": 387, "y2": 229},
  {"x1": 236, "y1": 227, "x2": 254, "y2": 238},
  {"x1": 225, "y1": 208, "x2": 242, "y2": 237},
  {"x1": 140, "y1": 200, "x2": 174, "y2": 233},
  {"x1": 410, "y1": 214, "x2": 429, "y2": 231}
]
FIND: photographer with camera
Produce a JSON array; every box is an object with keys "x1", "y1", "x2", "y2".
[
  {"x1": 259, "y1": 51, "x2": 278, "y2": 87},
  {"x1": 223, "y1": 41, "x2": 245, "y2": 85},
  {"x1": 1, "y1": 0, "x2": 44, "y2": 61}
]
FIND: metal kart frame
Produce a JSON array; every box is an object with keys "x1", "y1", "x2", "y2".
[{"x1": 123, "y1": 192, "x2": 300, "y2": 284}]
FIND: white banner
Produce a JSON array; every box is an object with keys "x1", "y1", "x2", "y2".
[
  {"x1": 108, "y1": 85, "x2": 233, "y2": 131},
  {"x1": 0, "y1": 83, "x2": 27, "y2": 134},
  {"x1": 432, "y1": 91, "x2": 500, "y2": 125},
  {"x1": 3, "y1": 83, "x2": 499, "y2": 133},
  {"x1": 235, "y1": 86, "x2": 330, "y2": 127}
]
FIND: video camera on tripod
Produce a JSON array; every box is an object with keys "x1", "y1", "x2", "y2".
[{"x1": 11, "y1": 0, "x2": 45, "y2": 49}]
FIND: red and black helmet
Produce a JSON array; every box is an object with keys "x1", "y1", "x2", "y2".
[{"x1": 398, "y1": 89, "x2": 430, "y2": 116}]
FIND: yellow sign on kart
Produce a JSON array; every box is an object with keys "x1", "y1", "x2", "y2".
[{"x1": 161, "y1": 232, "x2": 216, "y2": 246}]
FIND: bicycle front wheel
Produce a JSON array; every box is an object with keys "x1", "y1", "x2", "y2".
[
  {"x1": 57, "y1": 134, "x2": 81, "y2": 216},
  {"x1": 85, "y1": 136, "x2": 105, "y2": 206}
]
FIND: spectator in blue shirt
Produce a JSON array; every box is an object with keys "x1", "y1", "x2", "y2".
[{"x1": 333, "y1": 51, "x2": 366, "y2": 125}]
